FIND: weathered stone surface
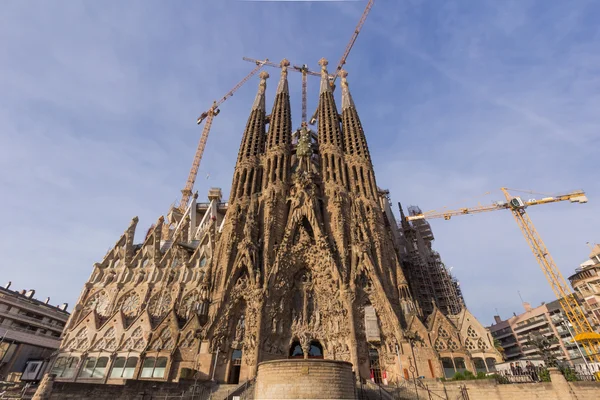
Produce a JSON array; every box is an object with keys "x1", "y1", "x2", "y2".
[{"x1": 255, "y1": 360, "x2": 355, "y2": 399}]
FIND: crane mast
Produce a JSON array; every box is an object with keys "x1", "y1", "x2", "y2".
[
  {"x1": 243, "y1": 57, "x2": 320, "y2": 127},
  {"x1": 293, "y1": 64, "x2": 309, "y2": 126},
  {"x1": 178, "y1": 60, "x2": 268, "y2": 211},
  {"x1": 406, "y1": 188, "x2": 600, "y2": 363}
]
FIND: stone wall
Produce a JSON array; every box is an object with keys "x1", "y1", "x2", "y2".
[
  {"x1": 36, "y1": 377, "x2": 209, "y2": 400},
  {"x1": 415, "y1": 368, "x2": 600, "y2": 400},
  {"x1": 254, "y1": 359, "x2": 354, "y2": 399}
]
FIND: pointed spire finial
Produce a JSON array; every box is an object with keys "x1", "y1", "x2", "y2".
[
  {"x1": 252, "y1": 71, "x2": 269, "y2": 111},
  {"x1": 318, "y1": 58, "x2": 331, "y2": 94},
  {"x1": 339, "y1": 69, "x2": 355, "y2": 110},
  {"x1": 277, "y1": 59, "x2": 290, "y2": 94}
]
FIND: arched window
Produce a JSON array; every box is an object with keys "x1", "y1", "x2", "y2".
[
  {"x1": 51, "y1": 356, "x2": 80, "y2": 379},
  {"x1": 473, "y1": 357, "x2": 487, "y2": 373},
  {"x1": 78, "y1": 356, "x2": 109, "y2": 379},
  {"x1": 141, "y1": 357, "x2": 168, "y2": 379},
  {"x1": 289, "y1": 341, "x2": 304, "y2": 358},
  {"x1": 454, "y1": 357, "x2": 467, "y2": 374},
  {"x1": 308, "y1": 341, "x2": 323, "y2": 358},
  {"x1": 485, "y1": 358, "x2": 497, "y2": 372},
  {"x1": 441, "y1": 357, "x2": 454, "y2": 379},
  {"x1": 109, "y1": 356, "x2": 138, "y2": 379}
]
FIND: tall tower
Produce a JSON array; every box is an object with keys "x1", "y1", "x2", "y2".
[{"x1": 48, "y1": 60, "x2": 501, "y2": 393}]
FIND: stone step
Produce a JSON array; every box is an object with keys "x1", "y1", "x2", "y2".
[{"x1": 210, "y1": 383, "x2": 241, "y2": 400}]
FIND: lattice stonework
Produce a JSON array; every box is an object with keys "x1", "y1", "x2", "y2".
[
  {"x1": 149, "y1": 292, "x2": 172, "y2": 318},
  {"x1": 447, "y1": 338, "x2": 459, "y2": 351},
  {"x1": 152, "y1": 328, "x2": 175, "y2": 351},
  {"x1": 118, "y1": 292, "x2": 141, "y2": 317},
  {"x1": 477, "y1": 338, "x2": 489, "y2": 350},
  {"x1": 438, "y1": 327, "x2": 450, "y2": 338},
  {"x1": 434, "y1": 337, "x2": 447, "y2": 351},
  {"x1": 467, "y1": 326, "x2": 478, "y2": 339},
  {"x1": 465, "y1": 337, "x2": 477, "y2": 350}
]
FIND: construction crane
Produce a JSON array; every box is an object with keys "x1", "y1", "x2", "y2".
[
  {"x1": 242, "y1": 57, "x2": 320, "y2": 126},
  {"x1": 178, "y1": 60, "x2": 268, "y2": 211},
  {"x1": 294, "y1": 64, "x2": 311, "y2": 126},
  {"x1": 309, "y1": 0, "x2": 375, "y2": 125},
  {"x1": 331, "y1": 0, "x2": 375, "y2": 87},
  {"x1": 406, "y1": 188, "x2": 600, "y2": 363}
]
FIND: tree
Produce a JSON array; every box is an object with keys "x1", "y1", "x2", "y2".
[
  {"x1": 493, "y1": 338, "x2": 505, "y2": 361},
  {"x1": 526, "y1": 333, "x2": 558, "y2": 367}
]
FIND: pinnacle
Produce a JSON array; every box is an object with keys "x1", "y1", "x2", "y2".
[
  {"x1": 339, "y1": 69, "x2": 355, "y2": 110},
  {"x1": 276, "y1": 59, "x2": 289, "y2": 95},
  {"x1": 319, "y1": 58, "x2": 331, "y2": 94},
  {"x1": 252, "y1": 70, "x2": 268, "y2": 111}
]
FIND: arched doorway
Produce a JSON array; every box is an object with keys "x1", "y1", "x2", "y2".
[
  {"x1": 368, "y1": 347, "x2": 382, "y2": 384},
  {"x1": 228, "y1": 349, "x2": 242, "y2": 384},
  {"x1": 289, "y1": 341, "x2": 304, "y2": 358}
]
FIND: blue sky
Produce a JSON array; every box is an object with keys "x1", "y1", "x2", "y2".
[{"x1": 1, "y1": 0, "x2": 598, "y2": 325}]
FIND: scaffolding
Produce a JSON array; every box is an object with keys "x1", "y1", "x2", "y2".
[{"x1": 398, "y1": 204, "x2": 464, "y2": 317}]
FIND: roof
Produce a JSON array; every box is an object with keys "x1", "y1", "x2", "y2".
[{"x1": 0, "y1": 285, "x2": 70, "y2": 316}]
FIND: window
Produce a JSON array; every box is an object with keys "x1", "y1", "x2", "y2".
[
  {"x1": 289, "y1": 341, "x2": 303, "y2": 358},
  {"x1": 27, "y1": 363, "x2": 39, "y2": 373},
  {"x1": 78, "y1": 356, "x2": 109, "y2": 379},
  {"x1": 141, "y1": 357, "x2": 168, "y2": 379},
  {"x1": 199, "y1": 257, "x2": 207, "y2": 268},
  {"x1": 109, "y1": 356, "x2": 138, "y2": 379},
  {"x1": 51, "y1": 356, "x2": 80, "y2": 378}
]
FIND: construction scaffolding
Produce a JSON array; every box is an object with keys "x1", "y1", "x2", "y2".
[{"x1": 398, "y1": 204, "x2": 464, "y2": 317}]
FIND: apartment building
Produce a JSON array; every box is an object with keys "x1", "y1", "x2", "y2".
[
  {"x1": 569, "y1": 244, "x2": 600, "y2": 328},
  {"x1": 488, "y1": 299, "x2": 588, "y2": 366},
  {"x1": 0, "y1": 282, "x2": 69, "y2": 381}
]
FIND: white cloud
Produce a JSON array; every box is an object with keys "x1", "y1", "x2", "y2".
[{"x1": 1, "y1": 0, "x2": 598, "y2": 325}]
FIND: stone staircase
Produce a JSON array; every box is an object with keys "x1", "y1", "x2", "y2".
[{"x1": 209, "y1": 383, "x2": 243, "y2": 400}]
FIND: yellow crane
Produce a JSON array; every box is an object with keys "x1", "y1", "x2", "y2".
[
  {"x1": 178, "y1": 59, "x2": 269, "y2": 211},
  {"x1": 406, "y1": 188, "x2": 600, "y2": 363}
]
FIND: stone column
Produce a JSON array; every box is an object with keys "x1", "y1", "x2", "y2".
[{"x1": 32, "y1": 373, "x2": 55, "y2": 400}]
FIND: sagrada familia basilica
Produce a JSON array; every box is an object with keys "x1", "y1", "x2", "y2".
[{"x1": 45, "y1": 59, "x2": 501, "y2": 391}]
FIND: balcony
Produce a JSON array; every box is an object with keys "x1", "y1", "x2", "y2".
[
  {"x1": 0, "y1": 309, "x2": 64, "y2": 334},
  {"x1": 514, "y1": 319, "x2": 549, "y2": 334},
  {"x1": 0, "y1": 326, "x2": 61, "y2": 348}
]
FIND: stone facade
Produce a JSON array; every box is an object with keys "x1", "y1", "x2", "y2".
[{"x1": 41, "y1": 59, "x2": 501, "y2": 394}]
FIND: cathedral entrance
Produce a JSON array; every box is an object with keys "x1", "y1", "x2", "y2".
[
  {"x1": 288, "y1": 340, "x2": 324, "y2": 359},
  {"x1": 368, "y1": 348, "x2": 382, "y2": 384},
  {"x1": 228, "y1": 349, "x2": 242, "y2": 384}
]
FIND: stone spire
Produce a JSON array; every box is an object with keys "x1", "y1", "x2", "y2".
[
  {"x1": 317, "y1": 59, "x2": 343, "y2": 149},
  {"x1": 317, "y1": 58, "x2": 345, "y2": 187},
  {"x1": 340, "y1": 70, "x2": 376, "y2": 199},
  {"x1": 230, "y1": 71, "x2": 269, "y2": 202},
  {"x1": 340, "y1": 70, "x2": 371, "y2": 163},
  {"x1": 267, "y1": 59, "x2": 292, "y2": 151},
  {"x1": 264, "y1": 59, "x2": 292, "y2": 189}
]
